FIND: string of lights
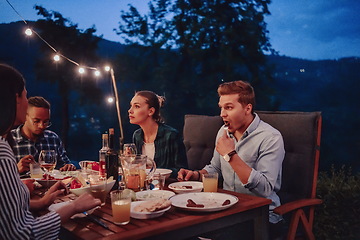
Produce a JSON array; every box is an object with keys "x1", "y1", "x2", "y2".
[
  {"x1": 4, "y1": 0, "x2": 125, "y2": 148},
  {"x1": 5, "y1": 0, "x2": 110, "y2": 76}
]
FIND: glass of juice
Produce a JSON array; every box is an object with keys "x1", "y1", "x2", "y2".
[
  {"x1": 89, "y1": 174, "x2": 107, "y2": 206},
  {"x1": 110, "y1": 190, "x2": 131, "y2": 225},
  {"x1": 202, "y1": 172, "x2": 218, "y2": 192}
]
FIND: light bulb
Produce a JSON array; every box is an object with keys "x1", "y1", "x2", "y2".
[
  {"x1": 94, "y1": 70, "x2": 101, "y2": 76},
  {"x1": 25, "y1": 28, "x2": 32, "y2": 36},
  {"x1": 107, "y1": 97, "x2": 114, "y2": 103},
  {"x1": 104, "y1": 66, "x2": 111, "y2": 72},
  {"x1": 78, "y1": 67, "x2": 85, "y2": 74},
  {"x1": 53, "y1": 55, "x2": 60, "y2": 61}
]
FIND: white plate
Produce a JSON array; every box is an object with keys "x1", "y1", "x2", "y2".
[
  {"x1": 168, "y1": 181, "x2": 203, "y2": 194},
  {"x1": 170, "y1": 192, "x2": 238, "y2": 212},
  {"x1": 136, "y1": 190, "x2": 175, "y2": 201},
  {"x1": 155, "y1": 168, "x2": 172, "y2": 179},
  {"x1": 48, "y1": 201, "x2": 96, "y2": 218},
  {"x1": 130, "y1": 201, "x2": 171, "y2": 219}
]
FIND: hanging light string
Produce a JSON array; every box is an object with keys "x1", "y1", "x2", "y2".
[
  {"x1": 5, "y1": 0, "x2": 125, "y2": 145},
  {"x1": 5, "y1": 0, "x2": 107, "y2": 73}
]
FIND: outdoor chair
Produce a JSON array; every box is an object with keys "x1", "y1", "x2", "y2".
[{"x1": 183, "y1": 111, "x2": 323, "y2": 240}]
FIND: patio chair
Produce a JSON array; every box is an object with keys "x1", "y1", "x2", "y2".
[{"x1": 183, "y1": 111, "x2": 323, "y2": 240}]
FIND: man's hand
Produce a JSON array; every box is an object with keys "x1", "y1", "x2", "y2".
[
  {"x1": 177, "y1": 168, "x2": 205, "y2": 181},
  {"x1": 17, "y1": 155, "x2": 35, "y2": 174},
  {"x1": 59, "y1": 164, "x2": 76, "y2": 171},
  {"x1": 216, "y1": 129, "x2": 236, "y2": 156}
]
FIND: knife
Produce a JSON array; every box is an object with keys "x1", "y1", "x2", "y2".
[{"x1": 83, "y1": 211, "x2": 110, "y2": 230}]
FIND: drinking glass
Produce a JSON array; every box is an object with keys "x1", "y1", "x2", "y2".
[
  {"x1": 30, "y1": 162, "x2": 43, "y2": 178},
  {"x1": 123, "y1": 143, "x2": 137, "y2": 156},
  {"x1": 38, "y1": 150, "x2": 57, "y2": 188},
  {"x1": 202, "y1": 172, "x2": 218, "y2": 192},
  {"x1": 110, "y1": 190, "x2": 131, "y2": 225},
  {"x1": 89, "y1": 174, "x2": 107, "y2": 206}
]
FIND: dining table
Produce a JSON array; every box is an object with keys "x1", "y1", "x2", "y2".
[{"x1": 35, "y1": 179, "x2": 272, "y2": 240}]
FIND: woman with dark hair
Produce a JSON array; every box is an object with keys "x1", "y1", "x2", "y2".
[
  {"x1": 128, "y1": 90, "x2": 188, "y2": 178},
  {"x1": 0, "y1": 64, "x2": 101, "y2": 239}
]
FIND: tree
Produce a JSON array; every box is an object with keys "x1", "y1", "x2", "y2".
[
  {"x1": 33, "y1": 6, "x2": 104, "y2": 146},
  {"x1": 115, "y1": 0, "x2": 277, "y2": 130}
]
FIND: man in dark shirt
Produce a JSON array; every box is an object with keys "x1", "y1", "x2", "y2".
[{"x1": 11, "y1": 96, "x2": 75, "y2": 174}]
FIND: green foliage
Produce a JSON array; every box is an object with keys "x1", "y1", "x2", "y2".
[
  {"x1": 115, "y1": 0, "x2": 279, "y2": 131},
  {"x1": 33, "y1": 6, "x2": 104, "y2": 146},
  {"x1": 315, "y1": 165, "x2": 360, "y2": 240}
]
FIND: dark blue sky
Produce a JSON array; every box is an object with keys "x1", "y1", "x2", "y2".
[{"x1": 1, "y1": 0, "x2": 359, "y2": 60}]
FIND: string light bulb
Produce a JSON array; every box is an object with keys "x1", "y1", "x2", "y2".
[
  {"x1": 104, "y1": 66, "x2": 111, "y2": 72},
  {"x1": 78, "y1": 67, "x2": 85, "y2": 74},
  {"x1": 107, "y1": 97, "x2": 114, "y2": 103},
  {"x1": 25, "y1": 28, "x2": 32, "y2": 36},
  {"x1": 53, "y1": 54, "x2": 60, "y2": 61},
  {"x1": 94, "y1": 70, "x2": 100, "y2": 76}
]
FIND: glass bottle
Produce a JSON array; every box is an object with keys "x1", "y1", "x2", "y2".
[
  {"x1": 99, "y1": 133, "x2": 109, "y2": 178},
  {"x1": 106, "y1": 128, "x2": 119, "y2": 189}
]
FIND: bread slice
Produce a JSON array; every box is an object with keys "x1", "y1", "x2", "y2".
[{"x1": 134, "y1": 199, "x2": 171, "y2": 212}]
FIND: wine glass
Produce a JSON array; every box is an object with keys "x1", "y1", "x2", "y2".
[
  {"x1": 38, "y1": 150, "x2": 57, "y2": 189},
  {"x1": 123, "y1": 143, "x2": 137, "y2": 156}
]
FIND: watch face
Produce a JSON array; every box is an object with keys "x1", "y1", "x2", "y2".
[{"x1": 224, "y1": 155, "x2": 230, "y2": 162}]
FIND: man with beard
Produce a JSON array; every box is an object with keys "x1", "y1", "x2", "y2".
[{"x1": 11, "y1": 96, "x2": 75, "y2": 174}]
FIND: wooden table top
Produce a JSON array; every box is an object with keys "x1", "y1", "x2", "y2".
[{"x1": 48, "y1": 186, "x2": 271, "y2": 240}]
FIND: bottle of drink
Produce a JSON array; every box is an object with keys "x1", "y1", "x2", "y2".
[
  {"x1": 99, "y1": 133, "x2": 109, "y2": 178},
  {"x1": 106, "y1": 128, "x2": 119, "y2": 189}
]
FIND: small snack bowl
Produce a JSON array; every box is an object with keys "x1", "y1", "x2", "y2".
[
  {"x1": 168, "y1": 181, "x2": 203, "y2": 194},
  {"x1": 70, "y1": 179, "x2": 115, "y2": 196},
  {"x1": 130, "y1": 199, "x2": 171, "y2": 219}
]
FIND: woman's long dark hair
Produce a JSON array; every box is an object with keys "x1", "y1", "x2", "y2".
[{"x1": 0, "y1": 64, "x2": 25, "y2": 135}]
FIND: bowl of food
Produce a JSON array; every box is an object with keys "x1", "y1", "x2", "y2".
[
  {"x1": 130, "y1": 199, "x2": 172, "y2": 219},
  {"x1": 136, "y1": 190, "x2": 175, "y2": 201},
  {"x1": 70, "y1": 178, "x2": 115, "y2": 196},
  {"x1": 155, "y1": 168, "x2": 172, "y2": 179},
  {"x1": 79, "y1": 160, "x2": 99, "y2": 173},
  {"x1": 168, "y1": 181, "x2": 203, "y2": 194}
]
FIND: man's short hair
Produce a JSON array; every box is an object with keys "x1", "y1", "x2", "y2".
[
  {"x1": 28, "y1": 96, "x2": 50, "y2": 109},
  {"x1": 217, "y1": 80, "x2": 256, "y2": 111}
]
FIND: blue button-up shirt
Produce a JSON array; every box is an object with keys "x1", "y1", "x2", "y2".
[
  {"x1": 204, "y1": 113, "x2": 285, "y2": 223},
  {"x1": 10, "y1": 125, "x2": 72, "y2": 169}
]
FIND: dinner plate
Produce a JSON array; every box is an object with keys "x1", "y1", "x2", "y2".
[
  {"x1": 48, "y1": 201, "x2": 96, "y2": 218},
  {"x1": 130, "y1": 201, "x2": 171, "y2": 219},
  {"x1": 170, "y1": 192, "x2": 238, "y2": 212},
  {"x1": 168, "y1": 181, "x2": 203, "y2": 194},
  {"x1": 136, "y1": 190, "x2": 175, "y2": 201}
]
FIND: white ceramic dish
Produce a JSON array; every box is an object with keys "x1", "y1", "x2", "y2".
[
  {"x1": 155, "y1": 168, "x2": 172, "y2": 179},
  {"x1": 70, "y1": 179, "x2": 116, "y2": 196},
  {"x1": 136, "y1": 190, "x2": 175, "y2": 201},
  {"x1": 48, "y1": 201, "x2": 96, "y2": 218},
  {"x1": 168, "y1": 181, "x2": 203, "y2": 194},
  {"x1": 170, "y1": 192, "x2": 238, "y2": 212},
  {"x1": 130, "y1": 201, "x2": 171, "y2": 219}
]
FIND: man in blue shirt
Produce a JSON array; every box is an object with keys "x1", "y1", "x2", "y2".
[
  {"x1": 11, "y1": 96, "x2": 75, "y2": 174},
  {"x1": 178, "y1": 80, "x2": 285, "y2": 237}
]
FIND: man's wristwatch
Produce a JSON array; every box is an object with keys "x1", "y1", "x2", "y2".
[{"x1": 223, "y1": 150, "x2": 237, "y2": 162}]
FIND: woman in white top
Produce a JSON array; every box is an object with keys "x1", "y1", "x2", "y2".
[
  {"x1": 0, "y1": 64, "x2": 101, "y2": 239},
  {"x1": 128, "y1": 91, "x2": 187, "y2": 178}
]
